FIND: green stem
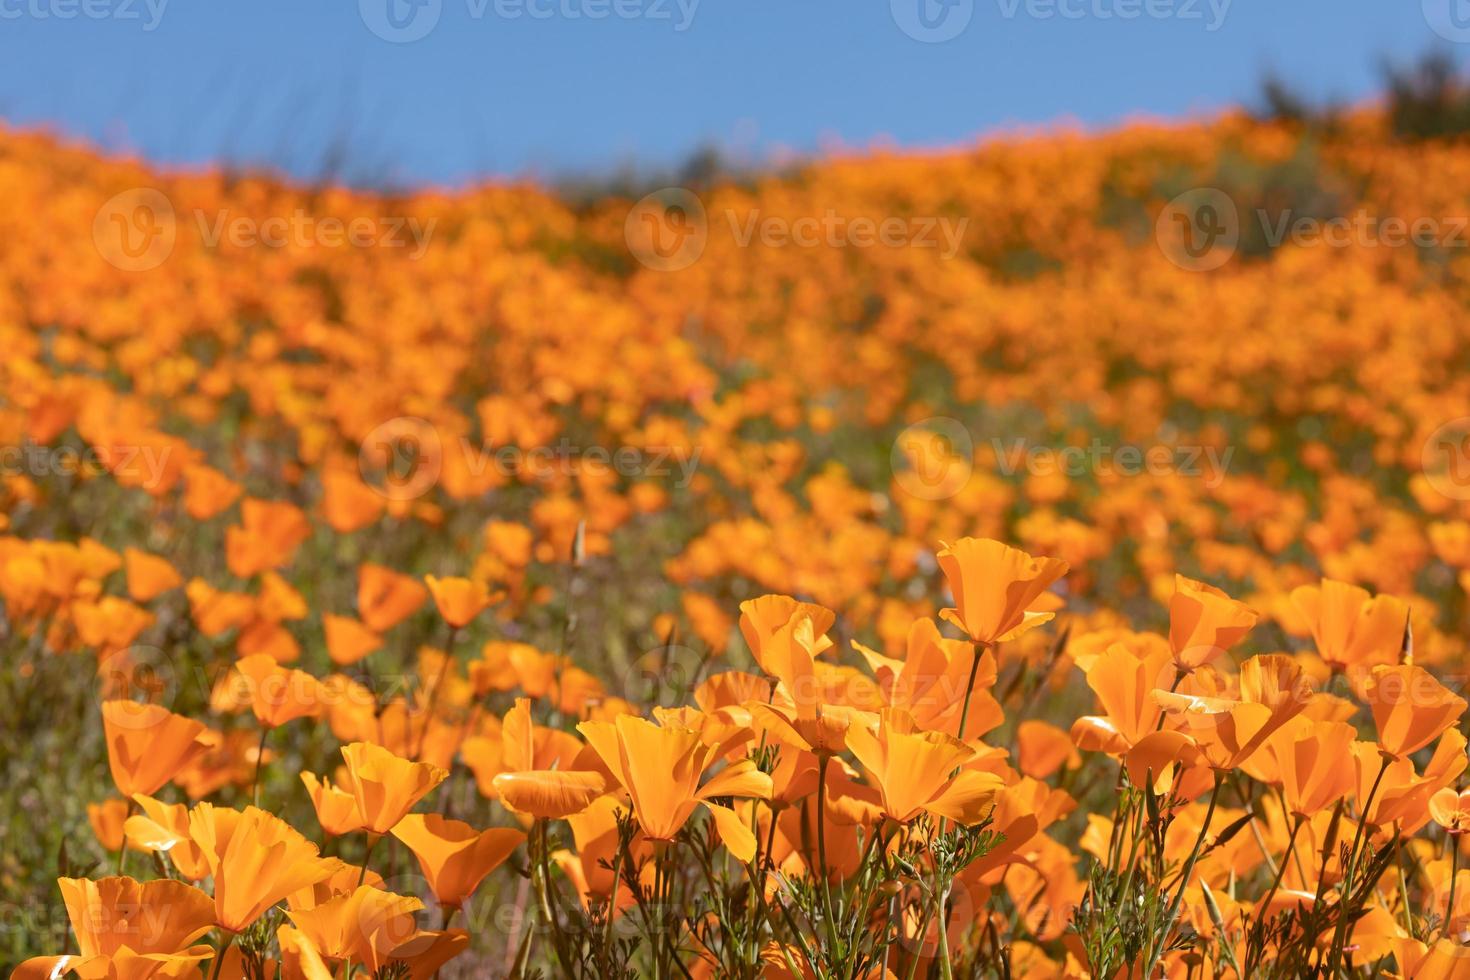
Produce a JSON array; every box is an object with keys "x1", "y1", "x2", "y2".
[
  {"x1": 251, "y1": 725, "x2": 270, "y2": 808},
  {"x1": 115, "y1": 799, "x2": 136, "y2": 876},
  {"x1": 1257, "y1": 813, "x2": 1303, "y2": 924},
  {"x1": 1327, "y1": 754, "x2": 1391, "y2": 970},
  {"x1": 936, "y1": 879, "x2": 954, "y2": 980},
  {"x1": 816, "y1": 753, "x2": 838, "y2": 951},
  {"x1": 1144, "y1": 771, "x2": 1223, "y2": 978},
  {"x1": 954, "y1": 643, "x2": 985, "y2": 740},
  {"x1": 356, "y1": 833, "x2": 380, "y2": 888},
  {"x1": 1445, "y1": 832, "x2": 1461, "y2": 941},
  {"x1": 208, "y1": 932, "x2": 236, "y2": 980}
]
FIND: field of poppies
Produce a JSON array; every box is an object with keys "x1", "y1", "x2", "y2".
[{"x1": 7, "y1": 102, "x2": 1470, "y2": 977}]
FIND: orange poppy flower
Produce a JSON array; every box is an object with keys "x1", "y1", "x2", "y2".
[
  {"x1": 188, "y1": 803, "x2": 342, "y2": 932},
  {"x1": 301, "y1": 771, "x2": 367, "y2": 837},
  {"x1": 86, "y1": 799, "x2": 129, "y2": 853},
  {"x1": 1153, "y1": 656, "x2": 1309, "y2": 771},
  {"x1": 934, "y1": 538, "x2": 1068, "y2": 646},
  {"x1": 231, "y1": 653, "x2": 327, "y2": 728},
  {"x1": 357, "y1": 563, "x2": 428, "y2": 632},
  {"x1": 182, "y1": 463, "x2": 241, "y2": 521},
  {"x1": 339, "y1": 742, "x2": 449, "y2": 835},
  {"x1": 842, "y1": 709, "x2": 1002, "y2": 826},
  {"x1": 493, "y1": 770, "x2": 607, "y2": 820},
  {"x1": 1387, "y1": 938, "x2": 1470, "y2": 980},
  {"x1": 124, "y1": 794, "x2": 219, "y2": 880},
  {"x1": 424, "y1": 574, "x2": 497, "y2": 628},
  {"x1": 1070, "y1": 641, "x2": 1175, "y2": 754},
  {"x1": 101, "y1": 701, "x2": 213, "y2": 798},
  {"x1": 322, "y1": 614, "x2": 382, "y2": 666},
  {"x1": 382, "y1": 928, "x2": 472, "y2": 978},
  {"x1": 1431, "y1": 787, "x2": 1470, "y2": 834},
  {"x1": 554, "y1": 794, "x2": 647, "y2": 909},
  {"x1": 1168, "y1": 575, "x2": 1258, "y2": 672},
  {"x1": 277, "y1": 925, "x2": 336, "y2": 980},
  {"x1": 320, "y1": 469, "x2": 386, "y2": 533},
  {"x1": 11, "y1": 876, "x2": 218, "y2": 978},
  {"x1": 748, "y1": 614, "x2": 872, "y2": 756},
  {"x1": 185, "y1": 578, "x2": 256, "y2": 637},
  {"x1": 1289, "y1": 578, "x2": 1408, "y2": 673},
  {"x1": 577, "y1": 713, "x2": 773, "y2": 861},
  {"x1": 284, "y1": 885, "x2": 423, "y2": 973},
  {"x1": 1265, "y1": 717, "x2": 1358, "y2": 818},
  {"x1": 225, "y1": 498, "x2": 311, "y2": 578},
  {"x1": 122, "y1": 547, "x2": 181, "y2": 602},
  {"x1": 64, "y1": 876, "x2": 216, "y2": 957},
  {"x1": 855, "y1": 617, "x2": 1004, "y2": 740},
  {"x1": 1016, "y1": 720, "x2": 1080, "y2": 779},
  {"x1": 1365, "y1": 664, "x2": 1467, "y2": 759},
  {"x1": 739, "y1": 594, "x2": 836, "y2": 674},
  {"x1": 390, "y1": 814, "x2": 525, "y2": 908}
]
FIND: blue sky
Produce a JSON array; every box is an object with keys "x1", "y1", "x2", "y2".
[{"x1": 0, "y1": 1, "x2": 1452, "y2": 187}]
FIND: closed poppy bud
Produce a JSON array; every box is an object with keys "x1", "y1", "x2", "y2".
[
  {"x1": 935, "y1": 538, "x2": 1068, "y2": 646},
  {"x1": 339, "y1": 742, "x2": 449, "y2": 835},
  {"x1": 101, "y1": 701, "x2": 212, "y2": 798},
  {"x1": 1168, "y1": 575, "x2": 1257, "y2": 671},
  {"x1": 425, "y1": 575, "x2": 495, "y2": 628},
  {"x1": 390, "y1": 814, "x2": 525, "y2": 908},
  {"x1": 123, "y1": 547, "x2": 182, "y2": 602}
]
